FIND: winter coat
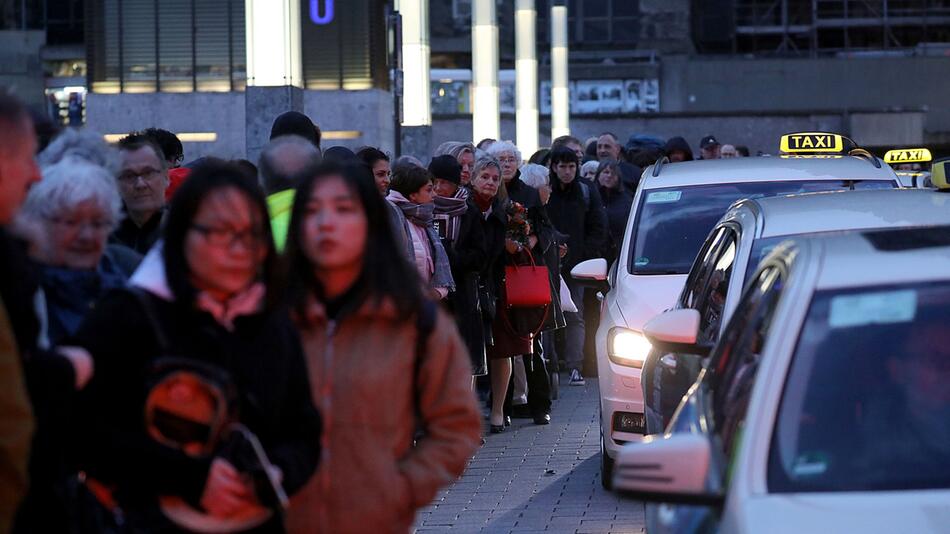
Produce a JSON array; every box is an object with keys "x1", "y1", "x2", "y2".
[
  {"x1": 618, "y1": 161, "x2": 642, "y2": 194},
  {"x1": 109, "y1": 207, "x2": 167, "y2": 255},
  {"x1": 72, "y1": 252, "x2": 320, "y2": 530},
  {"x1": 286, "y1": 296, "x2": 482, "y2": 534},
  {"x1": 441, "y1": 201, "x2": 489, "y2": 375},
  {"x1": 37, "y1": 251, "x2": 129, "y2": 346},
  {"x1": 599, "y1": 185, "x2": 634, "y2": 266},
  {"x1": 547, "y1": 177, "x2": 609, "y2": 275},
  {"x1": 0, "y1": 295, "x2": 32, "y2": 534}
]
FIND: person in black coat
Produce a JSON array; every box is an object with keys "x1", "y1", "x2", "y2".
[
  {"x1": 546, "y1": 147, "x2": 608, "y2": 386},
  {"x1": 595, "y1": 160, "x2": 634, "y2": 266},
  {"x1": 73, "y1": 161, "x2": 321, "y2": 532},
  {"x1": 430, "y1": 155, "x2": 489, "y2": 377}
]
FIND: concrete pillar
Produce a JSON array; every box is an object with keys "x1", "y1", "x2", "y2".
[
  {"x1": 515, "y1": 0, "x2": 539, "y2": 158},
  {"x1": 472, "y1": 0, "x2": 500, "y2": 143},
  {"x1": 550, "y1": 0, "x2": 570, "y2": 139},
  {"x1": 397, "y1": 0, "x2": 433, "y2": 160},
  {"x1": 245, "y1": 0, "x2": 304, "y2": 163}
]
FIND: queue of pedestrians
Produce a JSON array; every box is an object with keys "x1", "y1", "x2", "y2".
[{"x1": 0, "y1": 90, "x2": 716, "y2": 533}]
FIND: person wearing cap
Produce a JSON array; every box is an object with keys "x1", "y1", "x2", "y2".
[
  {"x1": 431, "y1": 155, "x2": 489, "y2": 380},
  {"x1": 596, "y1": 132, "x2": 641, "y2": 194},
  {"x1": 699, "y1": 135, "x2": 722, "y2": 160}
]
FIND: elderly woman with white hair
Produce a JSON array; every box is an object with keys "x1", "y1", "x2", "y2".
[{"x1": 21, "y1": 156, "x2": 136, "y2": 344}]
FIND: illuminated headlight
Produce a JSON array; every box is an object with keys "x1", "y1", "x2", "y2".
[{"x1": 607, "y1": 328, "x2": 652, "y2": 368}]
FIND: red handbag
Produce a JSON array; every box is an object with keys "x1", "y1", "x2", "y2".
[{"x1": 504, "y1": 250, "x2": 552, "y2": 308}]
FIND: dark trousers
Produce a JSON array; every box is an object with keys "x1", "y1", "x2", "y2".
[{"x1": 503, "y1": 337, "x2": 552, "y2": 417}]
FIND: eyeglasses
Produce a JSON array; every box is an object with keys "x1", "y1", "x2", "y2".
[
  {"x1": 191, "y1": 224, "x2": 265, "y2": 250},
  {"x1": 46, "y1": 217, "x2": 114, "y2": 234},
  {"x1": 497, "y1": 157, "x2": 518, "y2": 164},
  {"x1": 118, "y1": 168, "x2": 163, "y2": 184}
]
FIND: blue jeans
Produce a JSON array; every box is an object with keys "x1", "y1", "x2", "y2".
[{"x1": 563, "y1": 277, "x2": 586, "y2": 373}]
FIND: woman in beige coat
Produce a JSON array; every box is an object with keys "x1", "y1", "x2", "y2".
[{"x1": 283, "y1": 161, "x2": 482, "y2": 534}]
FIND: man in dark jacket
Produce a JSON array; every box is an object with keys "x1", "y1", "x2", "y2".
[
  {"x1": 547, "y1": 147, "x2": 608, "y2": 386},
  {"x1": 110, "y1": 133, "x2": 169, "y2": 254},
  {"x1": 431, "y1": 155, "x2": 489, "y2": 377},
  {"x1": 0, "y1": 92, "x2": 93, "y2": 533},
  {"x1": 597, "y1": 132, "x2": 641, "y2": 194}
]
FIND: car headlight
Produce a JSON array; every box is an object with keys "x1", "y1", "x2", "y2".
[{"x1": 607, "y1": 328, "x2": 652, "y2": 368}]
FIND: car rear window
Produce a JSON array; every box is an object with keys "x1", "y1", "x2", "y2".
[{"x1": 628, "y1": 180, "x2": 894, "y2": 275}]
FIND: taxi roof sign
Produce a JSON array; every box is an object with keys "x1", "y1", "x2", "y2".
[
  {"x1": 780, "y1": 132, "x2": 846, "y2": 154},
  {"x1": 884, "y1": 148, "x2": 932, "y2": 164}
]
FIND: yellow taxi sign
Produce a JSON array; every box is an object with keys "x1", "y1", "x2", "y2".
[
  {"x1": 883, "y1": 148, "x2": 932, "y2": 164},
  {"x1": 931, "y1": 159, "x2": 949, "y2": 190},
  {"x1": 780, "y1": 132, "x2": 845, "y2": 154}
]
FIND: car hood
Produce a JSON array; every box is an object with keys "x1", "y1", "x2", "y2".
[
  {"x1": 613, "y1": 273, "x2": 687, "y2": 331},
  {"x1": 736, "y1": 492, "x2": 950, "y2": 533}
]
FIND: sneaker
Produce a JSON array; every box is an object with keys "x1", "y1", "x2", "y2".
[{"x1": 569, "y1": 369, "x2": 586, "y2": 386}]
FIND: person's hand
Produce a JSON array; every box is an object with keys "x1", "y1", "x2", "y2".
[
  {"x1": 505, "y1": 239, "x2": 522, "y2": 255},
  {"x1": 528, "y1": 235, "x2": 539, "y2": 251},
  {"x1": 200, "y1": 458, "x2": 258, "y2": 518},
  {"x1": 57, "y1": 346, "x2": 94, "y2": 390},
  {"x1": 558, "y1": 244, "x2": 568, "y2": 259}
]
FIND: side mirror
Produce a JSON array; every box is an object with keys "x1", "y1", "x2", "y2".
[
  {"x1": 643, "y1": 309, "x2": 712, "y2": 357},
  {"x1": 613, "y1": 434, "x2": 723, "y2": 506},
  {"x1": 570, "y1": 258, "x2": 608, "y2": 285}
]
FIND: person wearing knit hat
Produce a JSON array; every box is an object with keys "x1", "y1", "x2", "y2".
[{"x1": 430, "y1": 154, "x2": 489, "y2": 378}]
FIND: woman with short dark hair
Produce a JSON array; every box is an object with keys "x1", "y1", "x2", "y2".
[
  {"x1": 282, "y1": 162, "x2": 480, "y2": 533},
  {"x1": 74, "y1": 160, "x2": 321, "y2": 532},
  {"x1": 595, "y1": 159, "x2": 633, "y2": 265}
]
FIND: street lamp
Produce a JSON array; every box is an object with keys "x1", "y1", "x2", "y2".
[
  {"x1": 472, "y1": 0, "x2": 500, "y2": 143},
  {"x1": 246, "y1": 0, "x2": 302, "y2": 87},
  {"x1": 396, "y1": 0, "x2": 431, "y2": 127},
  {"x1": 550, "y1": 0, "x2": 570, "y2": 139},
  {"x1": 515, "y1": 0, "x2": 539, "y2": 158}
]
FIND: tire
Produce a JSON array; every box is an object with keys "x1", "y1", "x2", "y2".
[{"x1": 600, "y1": 431, "x2": 614, "y2": 491}]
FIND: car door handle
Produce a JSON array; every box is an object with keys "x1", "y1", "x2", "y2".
[{"x1": 660, "y1": 354, "x2": 677, "y2": 371}]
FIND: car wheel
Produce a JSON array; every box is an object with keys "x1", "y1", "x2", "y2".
[{"x1": 600, "y1": 430, "x2": 614, "y2": 491}]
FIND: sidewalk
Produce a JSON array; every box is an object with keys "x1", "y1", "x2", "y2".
[{"x1": 413, "y1": 380, "x2": 646, "y2": 533}]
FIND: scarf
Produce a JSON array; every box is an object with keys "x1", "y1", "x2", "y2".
[
  {"x1": 39, "y1": 257, "x2": 127, "y2": 344},
  {"x1": 433, "y1": 193, "x2": 469, "y2": 243},
  {"x1": 387, "y1": 190, "x2": 435, "y2": 227},
  {"x1": 385, "y1": 192, "x2": 456, "y2": 292}
]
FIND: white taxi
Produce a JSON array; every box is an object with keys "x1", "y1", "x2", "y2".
[
  {"x1": 884, "y1": 147, "x2": 933, "y2": 188},
  {"x1": 570, "y1": 132, "x2": 899, "y2": 489},
  {"x1": 614, "y1": 225, "x2": 950, "y2": 533},
  {"x1": 642, "y1": 188, "x2": 950, "y2": 434}
]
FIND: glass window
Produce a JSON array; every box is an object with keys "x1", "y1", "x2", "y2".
[
  {"x1": 768, "y1": 282, "x2": 950, "y2": 493},
  {"x1": 710, "y1": 267, "x2": 784, "y2": 459},
  {"x1": 627, "y1": 180, "x2": 895, "y2": 276},
  {"x1": 697, "y1": 231, "x2": 737, "y2": 343},
  {"x1": 584, "y1": 0, "x2": 609, "y2": 17},
  {"x1": 582, "y1": 19, "x2": 610, "y2": 42},
  {"x1": 612, "y1": 18, "x2": 639, "y2": 43},
  {"x1": 681, "y1": 227, "x2": 727, "y2": 309}
]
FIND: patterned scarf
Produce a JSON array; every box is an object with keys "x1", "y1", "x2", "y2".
[{"x1": 433, "y1": 189, "x2": 469, "y2": 243}]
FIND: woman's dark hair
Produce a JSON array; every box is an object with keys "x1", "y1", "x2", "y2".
[
  {"x1": 355, "y1": 146, "x2": 390, "y2": 168},
  {"x1": 595, "y1": 159, "x2": 622, "y2": 190},
  {"x1": 163, "y1": 158, "x2": 278, "y2": 307},
  {"x1": 283, "y1": 161, "x2": 424, "y2": 319},
  {"x1": 389, "y1": 164, "x2": 433, "y2": 198},
  {"x1": 528, "y1": 148, "x2": 550, "y2": 166}
]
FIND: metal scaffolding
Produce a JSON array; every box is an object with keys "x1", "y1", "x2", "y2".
[{"x1": 733, "y1": 0, "x2": 950, "y2": 56}]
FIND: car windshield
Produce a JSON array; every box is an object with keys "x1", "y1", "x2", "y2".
[
  {"x1": 768, "y1": 282, "x2": 950, "y2": 493},
  {"x1": 628, "y1": 180, "x2": 894, "y2": 275}
]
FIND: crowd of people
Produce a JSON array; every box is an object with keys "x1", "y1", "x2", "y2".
[{"x1": 0, "y1": 87, "x2": 736, "y2": 533}]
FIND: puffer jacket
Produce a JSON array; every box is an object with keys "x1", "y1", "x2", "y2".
[{"x1": 287, "y1": 297, "x2": 482, "y2": 534}]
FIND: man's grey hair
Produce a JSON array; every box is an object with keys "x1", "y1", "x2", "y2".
[
  {"x1": 486, "y1": 140, "x2": 522, "y2": 165},
  {"x1": 519, "y1": 163, "x2": 549, "y2": 189},
  {"x1": 258, "y1": 134, "x2": 321, "y2": 194},
  {"x1": 433, "y1": 141, "x2": 476, "y2": 161},
  {"x1": 37, "y1": 128, "x2": 122, "y2": 176},
  {"x1": 472, "y1": 155, "x2": 501, "y2": 181},
  {"x1": 22, "y1": 156, "x2": 122, "y2": 226}
]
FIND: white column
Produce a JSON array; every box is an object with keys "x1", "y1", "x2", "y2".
[
  {"x1": 515, "y1": 0, "x2": 538, "y2": 158},
  {"x1": 397, "y1": 0, "x2": 431, "y2": 126},
  {"x1": 472, "y1": 0, "x2": 500, "y2": 143},
  {"x1": 246, "y1": 0, "x2": 302, "y2": 87},
  {"x1": 550, "y1": 1, "x2": 570, "y2": 139}
]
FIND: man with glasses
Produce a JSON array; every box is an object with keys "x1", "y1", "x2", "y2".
[{"x1": 110, "y1": 133, "x2": 170, "y2": 254}]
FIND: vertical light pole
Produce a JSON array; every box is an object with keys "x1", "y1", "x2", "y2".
[
  {"x1": 550, "y1": 0, "x2": 570, "y2": 139},
  {"x1": 245, "y1": 0, "x2": 304, "y2": 163},
  {"x1": 472, "y1": 0, "x2": 500, "y2": 143},
  {"x1": 515, "y1": 0, "x2": 538, "y2": 158},
  {"x1": 396, "y1": 0, "x2": 430, "y2": 127}
]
